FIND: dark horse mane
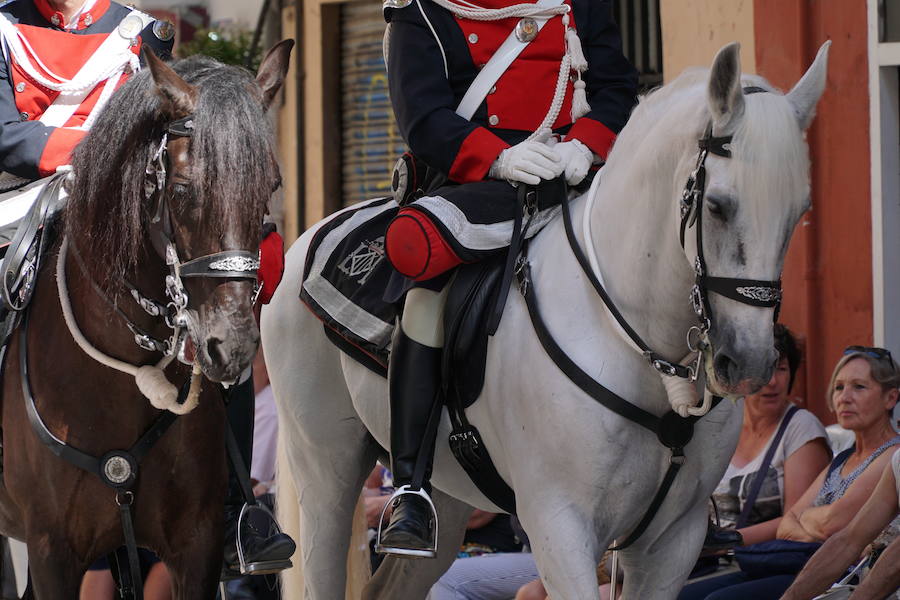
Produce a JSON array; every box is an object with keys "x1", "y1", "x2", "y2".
[{"x1": 65, "y1": 55, "x2": 277, "y2": 293}]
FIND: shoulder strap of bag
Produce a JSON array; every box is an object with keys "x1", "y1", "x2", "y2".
[
  {"x1": 735, "y1": 405, "x2": 800, "y2": 529},
  {"x1": 455, "y1": 0, "x2": 565, "y2": 120}
]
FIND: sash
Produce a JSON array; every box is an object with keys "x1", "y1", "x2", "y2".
[
  {"x1": 455, "y1": 0, "x2": 566, "y2": 120},
  {"x1": 0, "y1": 9, "x2": 151, "y2": 190}
]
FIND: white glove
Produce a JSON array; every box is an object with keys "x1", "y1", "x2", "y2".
[
  {"x1": 553, "y1": 138, "x2": 594, "y2": 185},
  {"x1": 489, "y1": 140, "x2": 563, "y2": 186}
]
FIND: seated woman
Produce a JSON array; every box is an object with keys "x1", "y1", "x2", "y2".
[
  {"x1": 706, "y1": 325, "x2": 831, "y2": 548},
  {"x1": 679, "y1": 345, "x2": 900, "y2": 600}
]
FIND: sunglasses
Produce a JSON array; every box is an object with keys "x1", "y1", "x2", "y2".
[{"x1": 843, "y1": 345, "x2": 894, "y2": 365}]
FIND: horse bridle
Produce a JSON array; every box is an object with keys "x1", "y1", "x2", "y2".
[
  {"x1": 600, "y1": 86, "x2": 783, "y2": 380},
  {"x1": 142, "y1": 115, "x2": 261, "y2": 346},
  {"x1": 679, "y1": 95, "x2": 783, "y2": 358}
]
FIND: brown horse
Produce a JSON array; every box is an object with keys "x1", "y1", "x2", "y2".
[{"x1": 0, "y1": 42, "x2": 291, "y2": 599}]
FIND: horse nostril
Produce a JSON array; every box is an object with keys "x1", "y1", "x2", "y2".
[
  {"x1": 713, "y1": 350, "x2": 738, "y2": 383},
  {"x1": 206, "y1": 337, "x2": 227, "y2": 365}
]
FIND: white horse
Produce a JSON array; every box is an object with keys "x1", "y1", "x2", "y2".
[{"x1": 263, "y1": 42, "x2": 829, "y2": 599}]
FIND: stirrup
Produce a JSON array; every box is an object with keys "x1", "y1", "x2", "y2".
[
  {"x1": 236, "y1": 501, "x2": 293, "y2": 575},
  {"x1": 374, "y1": 485, "x2": 439, "y2": 558}
]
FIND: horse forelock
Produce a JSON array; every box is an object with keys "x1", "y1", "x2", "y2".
[{"x1": 65, "y1": 56, "x2": 276, "y2": 294}]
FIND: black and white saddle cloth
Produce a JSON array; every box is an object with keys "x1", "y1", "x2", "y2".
[{"x1": 300, "y1": 197, "x2": 401, "y2": 374}]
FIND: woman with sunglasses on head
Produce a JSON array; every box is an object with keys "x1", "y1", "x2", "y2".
[{"x1": 682, "y1": 345, "x2": 900, "y2": 600}]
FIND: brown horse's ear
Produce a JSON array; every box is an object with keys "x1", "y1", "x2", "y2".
[
  {"x1": 256, "y1": 39, "x2": 294, "y2": 109},
  {"x1": 144, "y1": 46, "x2": 197, "y2": 120}
]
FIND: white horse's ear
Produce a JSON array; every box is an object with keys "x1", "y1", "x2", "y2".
[
  {"x1": 786, "y1": 41, "x2": 830, "y2": 130},
  {"x1": 707, "y1": 42, "x2": 745, "y2": 130}
]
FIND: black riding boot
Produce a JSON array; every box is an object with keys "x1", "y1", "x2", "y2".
[
  {"x1": 222, "y1": 376, "x2": 295, "y2": 577},
  {"x1": 376, "y1": 329, "x2": 442, "y2": 558}
]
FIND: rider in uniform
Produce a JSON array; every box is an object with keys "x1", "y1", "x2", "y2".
[
  {"x1": 378, "y1": 0, "x2": 638, "y2": 557},
  {"x1": 0, "y1": 0, "x2": 294, "y2": 577}
]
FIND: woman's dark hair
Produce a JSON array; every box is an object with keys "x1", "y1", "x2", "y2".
[{"x1": 774, "y1": 324, "x2": 801, "y2": 392}]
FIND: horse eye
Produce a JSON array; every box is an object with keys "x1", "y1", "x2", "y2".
[{"x1": 707, "y1": 198, "x2": 727, "y2": 220}]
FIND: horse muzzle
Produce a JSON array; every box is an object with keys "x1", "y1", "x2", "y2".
[
  {"x1": 191, "y1": 281, "x2": 259, "y2": 383},
  {"x1": 704, "y1": 329, "x2": 778, "y2": 398}
]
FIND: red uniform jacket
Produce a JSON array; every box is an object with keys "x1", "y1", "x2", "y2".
[
  {"x1": 384, "y1": 0, "x2": 638, "y2": 183},
  {"x1": 0, "y1": 0, "x2": 173, "y2": 179}
]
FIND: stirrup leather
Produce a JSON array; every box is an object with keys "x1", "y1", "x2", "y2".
[
  {"x1": 235, "y1": 501, "x2": 293, "y2": 575},
  {"x1": 374, "y1": 485, "x2": 439, "y2": 558}
]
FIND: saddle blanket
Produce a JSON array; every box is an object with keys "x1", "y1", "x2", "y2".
[{"x1": 300, "y1": 197, "x2": 401, "y2": 371}]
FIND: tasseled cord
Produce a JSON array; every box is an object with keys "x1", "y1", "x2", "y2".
[
  {"x1": 563, "y1": 14, "x2": 590, "y2": 122},
  {"x1": 57, "y1": 237, "x2": 203, "y2": 415}
]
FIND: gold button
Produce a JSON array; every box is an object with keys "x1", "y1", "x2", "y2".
[
  {"x1": 19, "y1": 112, "x2": 29, "y2": 121},
  {"x1": 488, "y1": 115, "x2": 499, "y2": 126},
  {"x1": 15, "y1": 82, "x2": 25, "y2": 93},
  {"x1": 468, "y1": 33, "x2": 478, "y2": 44}
]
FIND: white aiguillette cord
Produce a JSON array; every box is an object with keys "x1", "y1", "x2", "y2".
[{"x1": 56, "y1": 236, "x2": 202, "y2": 414}]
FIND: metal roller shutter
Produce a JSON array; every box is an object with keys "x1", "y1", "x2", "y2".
[{"x1": 341, "y1": 1, "x2": 405, "y2": 207}]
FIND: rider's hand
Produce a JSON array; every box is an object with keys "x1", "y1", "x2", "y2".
[
  {"x1": 489, "y1": 140, "x2": 563, "y2": 185},
  {"x1": 554, "y1": 138, "x2": 594, "y2": 185}
]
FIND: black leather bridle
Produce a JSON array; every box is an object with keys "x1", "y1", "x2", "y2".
[
  {"x1": 680, "y1": 109, "x2": 783, "y2": 347},
  {"x1": 144, "y1": 115, "x2": 261, "y2": 333}
]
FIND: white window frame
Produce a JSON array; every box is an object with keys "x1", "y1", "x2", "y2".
[{"x1": 870, "y1": 0, "x2": 900, "y2": 349}]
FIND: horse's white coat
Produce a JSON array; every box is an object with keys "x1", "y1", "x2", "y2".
[{"x1": 264, "y1": 43, "x2": 829, "y2": 599}]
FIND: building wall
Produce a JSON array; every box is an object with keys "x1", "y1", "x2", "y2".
[
  {"x1": 133, "y1": 0, "x2": 262, "y2": 29},
  {"x1": 660, "y1": 0, "x2": 755, "y2": 80},
  {"x1": 661, "y1": 1, "x2": 872, "y2": 421},
  {"x1": 754, "y1": 0, "x2": 871, "y2": 422}
]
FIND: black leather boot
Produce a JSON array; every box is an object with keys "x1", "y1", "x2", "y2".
[
  {"x1": 375, "y1": 329, "x2": 442, "y2": 559},
  {"x1": 222, "y1": 376, "x2": 295, "y2": 577}
]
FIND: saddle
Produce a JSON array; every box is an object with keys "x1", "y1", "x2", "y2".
[
  {"x1": 300, "y1": 197, "x2": 503, "y2": 411},
  {"x1": 301, "y1": 182, "x2": 567, "y2": 514}
]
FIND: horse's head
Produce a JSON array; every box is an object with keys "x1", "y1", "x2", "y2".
[
  {"x1": 137, "y1": 43, "x2": 292, "y2": 383},
  {"x1": 680, "y1": 42, "x2": 829, "y2": 397}
]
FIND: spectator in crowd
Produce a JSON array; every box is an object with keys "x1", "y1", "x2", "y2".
[
  {"x1": 426, "y1": 513, "x2": 527, "y2": 600},
  {"x1": 781, "y1": 450, "x2": 900, "y2": 600},
  {"x1": 79, "y1": 552, "x2": 171, "y2": 600},
  {"x1": 679, "y1": 345, "x2": 900, "y2": 600},
  {"x1": 697, "y1": 325, "x2": 830, "y2": 560}
]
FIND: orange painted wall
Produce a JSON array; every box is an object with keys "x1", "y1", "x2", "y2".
[{"x1": 754, "y1": 0, "x2": 872, "y2": 423}]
